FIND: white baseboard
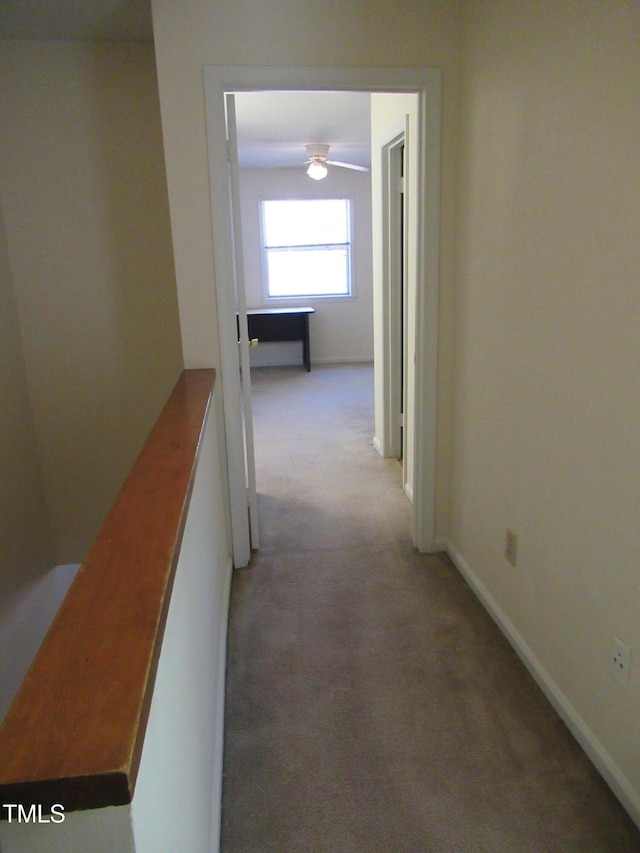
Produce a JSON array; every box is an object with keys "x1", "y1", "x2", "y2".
[
  {"x1": 372, "y1": 436, "x2": 384, "y2": 458},
  {"x1": 403, "y1": 482, "x2": 414, "y2": 503},
  {"x1": 445, "y1": 540, "x2": 640, "y2": 830}
]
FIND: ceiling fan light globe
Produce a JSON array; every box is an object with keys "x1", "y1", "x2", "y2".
[{"x1": 307, "y1": 161, "x2": 328, "y2": 180}]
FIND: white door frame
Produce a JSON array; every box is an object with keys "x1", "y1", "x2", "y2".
[{"x1": 203, "y1": 66, "x2": 441, "y2": 556}]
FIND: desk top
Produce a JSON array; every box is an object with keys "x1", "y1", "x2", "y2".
[{"x1": 246, "y1": 306, "x2": 315, "y2": 316}]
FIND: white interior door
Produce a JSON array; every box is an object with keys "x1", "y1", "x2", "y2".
[
  {"x1": 225, "y1": 94, "x2": 260, "y2": 560},
  {"x1": 226, "y1": 93, "x2": 260, "y2": 552}
]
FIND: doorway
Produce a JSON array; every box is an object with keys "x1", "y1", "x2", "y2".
[{"x1": 204, "y1": 66, "x2": 442, "y2": 567}]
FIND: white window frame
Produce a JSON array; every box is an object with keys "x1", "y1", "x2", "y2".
[{"x1": 260, "y1": 197, "x2": 354, "y2": 301}]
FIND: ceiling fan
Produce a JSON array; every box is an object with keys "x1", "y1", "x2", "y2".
[{"x1": 304, "y1": 144, "x2": 369, "y2": 180}]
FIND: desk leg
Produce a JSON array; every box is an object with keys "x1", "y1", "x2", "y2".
[{"x1": 303, "y1": 315, "x2": 311, "y2": 372}]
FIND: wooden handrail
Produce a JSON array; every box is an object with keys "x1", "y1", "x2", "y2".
[{"x1": 0, "y1": 369, "x2": 215, "y2": 815}]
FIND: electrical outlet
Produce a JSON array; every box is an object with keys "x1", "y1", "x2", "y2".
[
  {"x1": 504, "y1": 529, "x2": 518, "y2": 567},
  {"x1": 611, "y1": 636, "x2": 631, "y2": 687}
]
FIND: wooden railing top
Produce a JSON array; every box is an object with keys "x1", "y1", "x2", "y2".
[{"x1": 0, "y1": 369, "x2": 215, "y2": 815}]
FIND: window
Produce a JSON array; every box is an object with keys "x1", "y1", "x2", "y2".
[{"x1": 261, "y1": 199, "x2": 352, "y2": 298}]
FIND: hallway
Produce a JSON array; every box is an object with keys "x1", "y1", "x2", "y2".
[{"x1": 220, "y1": 363, "x2": 639, "y2": 852}]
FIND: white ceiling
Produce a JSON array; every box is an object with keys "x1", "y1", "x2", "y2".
[
  {"x1": 234, "y1": 91, "x2": 371, "y2": 170},
  {"x1": 0, "y1": 3, "x2": 372, "y2": 172}
]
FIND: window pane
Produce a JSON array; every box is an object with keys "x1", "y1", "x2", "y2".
[
  {"x1": 267, "y1": 247, "x2": 349, "y2": 297},
  {"x1": 263, "y1": 199, "x2": 349, "y2": 248},
  {"x1": 262, "y1": 198, "x2": 352, "y2": 298}
]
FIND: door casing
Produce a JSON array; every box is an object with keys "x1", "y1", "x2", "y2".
[{"x1": 203, "y1": 66, "x2": 442, "y2": 561}]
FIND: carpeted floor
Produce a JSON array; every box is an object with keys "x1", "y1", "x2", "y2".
[{"x1": 221, "y1": 362, "x2": 640, "y2": 852}]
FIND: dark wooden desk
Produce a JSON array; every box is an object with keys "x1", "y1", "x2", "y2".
[{"x1": 244, "y1": 307, "x2": 315, "y2": 371}]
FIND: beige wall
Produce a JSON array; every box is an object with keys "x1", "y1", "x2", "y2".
[
  {"x1": 151, "y1": 0, "x2": 460, "y2": 543},
  {"x1": 0, "y1": 205, "x2": 53, "y2": 600},
  {"x1": 239, "y1": 166, "x2": 374, "y2": 365},
  {"x1": 0, "y1": 41, "x2": 184, "y2": 563},
  {"x1": 451, "y1": 0, "x2": 640, "y2": 812}
]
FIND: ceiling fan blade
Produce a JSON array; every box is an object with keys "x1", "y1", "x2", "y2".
[{"x1": 326, "y1": 159, "x2": 370, "y2": 172}]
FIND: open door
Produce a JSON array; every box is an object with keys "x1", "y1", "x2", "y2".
[
  {"x1": 225, "y1": 94, "x2": 260, "y2": 556},
  {"x1": 203, "y1": 90, "x2": 260, "y2": 567}
]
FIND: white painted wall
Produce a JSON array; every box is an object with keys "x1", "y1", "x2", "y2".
[
  {"x1": 0, "y1": 41, "x2": 183, "y2": 564},
  {"x1": 131, "y1": 388, "x2": 232, "y2": 852},
  {"x1": 0, "y1": 201, "x2": 56, "y2": 696},
  {"x1": 238, "y1": 166, "x2": 373, "y2": 366},
  {"x1": 0, "y1": 564, "x2": 79, "y2": 723},
  {"x1": 450, "y1": 0, "x2": 640, "y2": 825}
]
